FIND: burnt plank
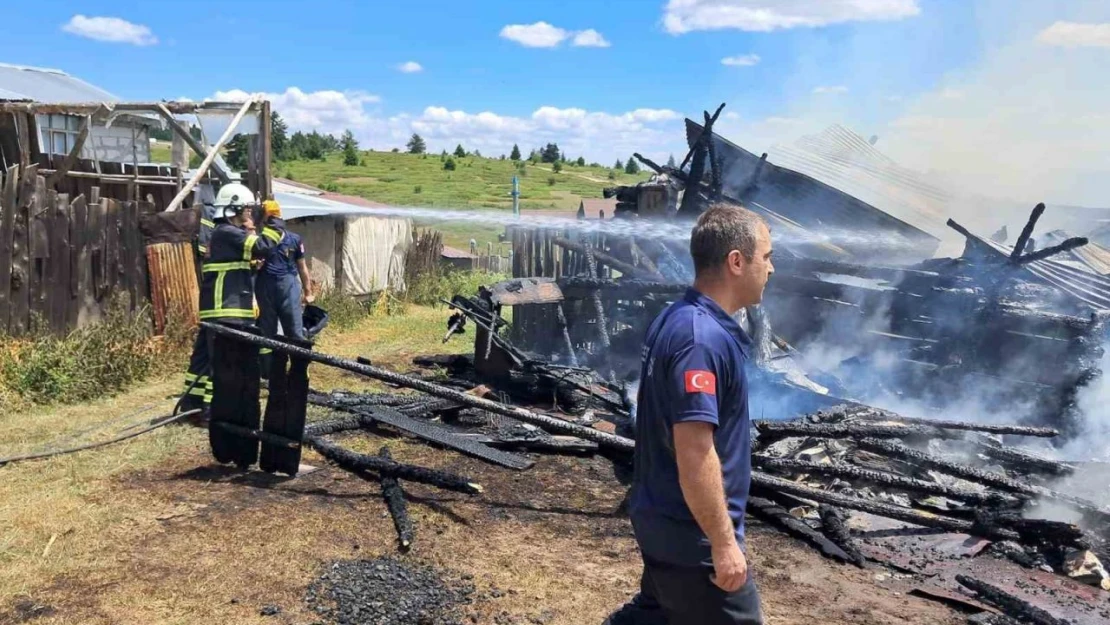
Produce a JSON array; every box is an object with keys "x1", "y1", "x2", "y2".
[
  {"x1": 126, "y1": 201, "x2": 143, "y2": 311},
  {"x1": 29, "y1": 181, "x2": 52, "y2": 332},
  {"x1": 0, "y1": 165, "x2": 18, "y2": 331},
  {"x1": 70, "y1": 195, "x2": 87, "y2": 328},
  {"x1": 104, "y1": 198, "x2": 120, "y2": 305},
  {"x1": 50, "y1": 193, "x2": 71, "y2": 334},
  {"x1": 8, "y1": 165, "x2": 37, "y2": 335},
  {"x1": 87, "y1": 190, "x2": 105, "y2": 303}
]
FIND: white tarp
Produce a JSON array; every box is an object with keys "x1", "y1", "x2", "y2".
[{"x1": 288, "y1": 215, "x2": 412, "y2": 296}]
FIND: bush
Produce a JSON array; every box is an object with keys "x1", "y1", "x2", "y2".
[
  {"x1": 443, "y1": 157, "x2": 457, "y2": 171},
  {"x1": 552, "y1": 161, "x2": 563, "y2": 173},
  {"x1": 314, "y1": 288, "x2": 367, "y2": 331},
  {"x1": 405, "y1": 269, "x2": 509, "y2": 307},
  {"x1": 607, "y1": 171, "x2": 616, "y2": 180},
  {"x1": 0, "y1": 298, "x2": 171, "y2": 405},
  {"x1": 413, "y1": 185, "x2": 423, "y2": 194},
  {"x1": 322, "y1": 182, "x2": 340, "y2": 192},
  {"x1": 547, "y1": 176, "x2": 557, "y2": 186}
]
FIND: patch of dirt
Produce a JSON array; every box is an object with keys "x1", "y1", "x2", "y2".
[{"x1": 8, "y1": 429, "x2": 968, "y2": 624}]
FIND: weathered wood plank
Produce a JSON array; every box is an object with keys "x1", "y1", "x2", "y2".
[
  {"x1": 71, "y1": 195, "x2": 88, "y2": 328},
  {"x1": 0, "y1": 164, "x2": 18, "y2": 331},
  {"x1": 13, "y1": 113, "x2": 30, "y2": 170},
  {"x1": 8, "y1": 165, "x2": 37, "y2": 335},
  {"x1": 104, "y1": 198, "x2": 120, "y2": 303},
  {"x1": 50, "y1": 193, "x2": 71, "y2": 334},
  {"x1": 125, "y1": 201, "x2": 142, "y2": 311},
  {"x1": 29, "y1": 182, "x2": 53, "y2": 331}
]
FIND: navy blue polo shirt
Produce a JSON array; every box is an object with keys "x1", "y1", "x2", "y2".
[
  {"x1": 261, "y1": 221, "x2": 305, "y2": 279},
  {"x1": 629, "y1": 288, "x2": 753, "y2": 567}
]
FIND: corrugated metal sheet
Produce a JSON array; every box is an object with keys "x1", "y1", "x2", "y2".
[
  {"x1": 0, "y1": 62, "x2": 119, "y2": 103},
  {"x1": 1041, "y1": 230, "x2": 1110, "y2": 276},
  {"x1": 686, "y1": 118, "x2": 940, "y2": 263},
  {"x1": 146, "y1": 242, "x2": 199, "y2": 335},
  {"x1": 768, "y1": 125, "x2": 953, "y2": 241}
]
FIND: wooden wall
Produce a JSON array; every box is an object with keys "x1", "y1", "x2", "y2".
[{"x1": 0, "y1": 164, "x2": 151, "y2": 336}]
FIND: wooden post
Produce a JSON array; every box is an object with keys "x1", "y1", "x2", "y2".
[
  {"x1": 0, "y1": 165, "x2": 18, "y2": 330},
  {"x1": 72, "y1": 194, "x2": 92, "y2": 327},
  {"x1": 259, "y1": 100, "x2": 273, "y2": 200},
  {"x1": 8, "y1": 165, "x2": 36, "y2": 335},
  {"x1": 334, "y1": 217, "x2": 347, "y2": 292},
  {"x1": 13, "y1": 113, "x2": 30, "y2": 170},
  {"x1": 50, "y1": 193, "x2": 72, "y2": 334},
  {"x1": 165, "y1": 98, "x2": 256, "y2": 212}
]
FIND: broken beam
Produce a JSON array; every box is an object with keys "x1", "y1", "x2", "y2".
[
  {"x1": 955, "y1": 575, "x2": 1069, "y2": 625},
  {"x1": 305, "y1": 435, "x2": 482, "y2": 494},
  {"x1": 201, "y1": 322, "x2": 636, "y2": 452},
  {"x1": 845, "y1": 407, "x2": 1059, "y2": 438},
  {"x1": 1016, "y1": 237, "x2": 1089, "y2": 265},
  {"x1": 746, "y1": 496, "x2": 857, "y2": 565},
  {"x1": 818, "y1": 505, "x2": 867, "y2": 568},
  {"x1": 379, "y1": 447, "x2": 415, "y2": 551},
  {"x1": 552, "y1": 237, "x2": 662, "y2": 281},
  {"x1": 755, "y1": 420, "x2": 959, "y2": 442}
]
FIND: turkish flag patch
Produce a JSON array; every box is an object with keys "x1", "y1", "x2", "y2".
[{"x1": 684, "y1": 370, "x2": 716, "y2": 395}]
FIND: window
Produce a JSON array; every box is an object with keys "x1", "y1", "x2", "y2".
[{"x1": 37, "y1": 114, "x2": 83, "y2": 156}]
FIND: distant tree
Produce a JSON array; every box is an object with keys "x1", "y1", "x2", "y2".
[
  {"x1": 625, "y1": 155, "x2": 640, "y2": 175},
  {"x1": 541, "y1": 143, "x2": 561, "y2": 164},
  {"x1": 529, "y1": 150, "x2": 541, "y2": 164},
  {"x1": 406, "y1": 133, "x2": 427, "y2": 154},
  {"x1": 224, "y1": 134, "x2": 249, "y2": 171},
  {"x1": 510, "y1": 144, "x2": 522, "y2": 161},
  {"x1": 391, "y1": 147, "x2": 400, "y2": 153},
  {"x1": 323, "y1": 133, "x2": 341, "y2": 152},
  {"x1": 342, "y1": 130, "x2": 360, "y2": 166},
  {"x1": 271, "y1": 112, "x2": 290, "y2": 160},
  {"x1": 553, "y1": 161, "x2": 563, "y2": 173},
  {"x1": 614, "y1": 158, "x2": 623, "y2": 170},
  {"x1": 607, "y1": 170, "x2": 616, "y2": 180},
  {"x1": 576, "y1": 156, "x2": 586, "y2": 167},
  {"x1": 473, "y1": 149, "x2": 482, "y2": 158},
  {"x1": 454, "y1": 144, "x2": 467, "y2": 158},
  {"x1": 149, "y1": 126, "x2": 173, "y2": 141},
  {"x1": 500, "y1": 154, "x2": 506, "y2": 160},
  {"x1": 441, "y1": 149, "x2": 448, "y2": 161},
  {"x1": 666, "y1": 153, "x2": 677, "y2": 169},
  {"x1": 589, "y1": 162, "x2": 601, "y2": 168},
  {"x1": 444, "y1": 157, "x2": 457, "y2": 171}
]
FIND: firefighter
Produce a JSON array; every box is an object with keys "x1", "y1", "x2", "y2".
[
  {"x1": 180, "y1": 183, "x2": 285, "y2": 419},
  {"x1": 256, "y1": 199, "x2": 315, "y2": 372}
]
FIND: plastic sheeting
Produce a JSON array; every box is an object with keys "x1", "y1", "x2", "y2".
[{"x1": 289, "y1": 215, "x2": 412, "y2": 296}]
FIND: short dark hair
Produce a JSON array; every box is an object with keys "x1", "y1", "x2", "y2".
[{"x1": 689, "y1": 203, "x2": 766, "y2": 274}]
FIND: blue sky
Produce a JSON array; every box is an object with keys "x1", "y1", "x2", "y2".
[{"x1": 3, "y1": 1, "x2": 1110, "y2": 204}]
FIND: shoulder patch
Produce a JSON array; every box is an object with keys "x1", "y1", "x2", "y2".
[{"x1": 684, "y1": 370, "x2": 716, "y2": 395}]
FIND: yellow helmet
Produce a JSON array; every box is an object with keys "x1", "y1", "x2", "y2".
[{"x1": 263, "y1": 199, "x2": 282, "y2": 219}]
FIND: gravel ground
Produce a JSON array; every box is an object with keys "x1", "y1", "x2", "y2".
[{"x1": 305, "y1": 557, "x2": 475, "y2": 625}]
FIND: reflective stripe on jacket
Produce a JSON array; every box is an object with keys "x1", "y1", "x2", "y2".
[{"x1": 199, "y1": 222, "x2": 283, "y2": 320}]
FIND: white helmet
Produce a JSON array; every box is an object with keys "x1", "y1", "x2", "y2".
[{"x1": 213, "y1": 183, "x2": 257, "y2": 220}]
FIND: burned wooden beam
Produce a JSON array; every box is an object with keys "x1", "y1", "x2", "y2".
[
  {"x1": 818, "y1": 505, "x2": 867, "y2": 568},
  {"x1": 679, "y1": 102, "x2": 726, "y2": 171},
  {"x1": 755, "y1": 420, "x2": 959, "y2": 442},
  {"x1": 582, "y1": 242, "x2": 612, "y2": 350},
  {"x1": 750, "y1": 472, "x2": 1020, "y2": 541},
  {"x1": 305, "y1": 435, "x2": 482, "y2": 494},
  {"x1": 303, "y1": 416, "x2": 364, "y2": 437},
  {"x1": 843, "y1": 407, "x2": 1060, "y2": 438},
  {"x1": 552, "y1": 237, "x2": 662, "y2": 280},
  {"x1": 752, "y1": 456, "x2": 1020, "y2": 506},
  {"x1": 855, "y1": 438, "x2": 1040, "y2": 495},
  {"x1": 379, "y1": 447, "x2": 415, "y2": 552},
  {"x1": 202, "y1": 322, "x2": 636, "y2": 452},
  {"x1": 972, "y1": 439, "x2": 1076, "y2": 477},
  {"x1": 973, "y1": 509, "x2": 1087, "y2": 551},
  {"x1": 955, "y1": 575, "x2": 1069, "y2": 625},
  {"x1": 746, "y1": 496, "x2": 856, "y2": 565},
  {"x1": 1016, "y1": 237, "x2": 1089, "y2": 265},
  {"x1": 1010, "y1": 203, "x2": 1046, "y2": 263}
]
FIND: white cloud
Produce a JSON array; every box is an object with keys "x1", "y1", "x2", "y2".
[
  {"x1": 812, "y1": 85, "x2": 849, "y2": 94},
  {"x1": 397, "y1": 61, "x2": 424, "y2": 73},
  {"x1": 663, "y1": 0, "x2": 921, "y2": 34},
  {"x1": 938, "y1": 88, "x2": 964, "y2": 100},
  {"x1": 62, "y1": 15, "x2": 157, "y2": 46},
  {"x1": 572, "y1": 29, "x2": 611, "y2": 48},
  {"x1": 721, "y1": 54, "x2": 761, "y2": 67},
  {"x1": 500, "y1": 22, "x2": 611, "y2": 49},
  {"x1": 211, "y1": 88, "x2": 381, "y2": 134},
  {"x1": 1036, "y1": 21, "x2": 1110, "y2": 48},
  {"x1": 500, "y1": 22, "x2": 569, "y2": 48}
]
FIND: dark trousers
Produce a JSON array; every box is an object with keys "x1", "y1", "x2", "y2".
[
  {"x1": 612, "y1": 556, "x2": 763, "y2": 625},
  {"x1": 182, "y1": 326, "x2": 215, "y2": 411},
  {"x1": 256, "y1": 273, "x2": 304, "y2": 373}
]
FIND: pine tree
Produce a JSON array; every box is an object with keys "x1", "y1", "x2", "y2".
[
  {"x1": 225, "y1": 134, "x2": 249, "y2": 170},
  {"x1": 614, "y1": 158, "x2": 623, "y2": 170},
  {"x1": 576, "y1": 156, "x2": 586, "y2": 167},
  {"x1": 406, "y1": 133, "x2": 427, "y2": 154},
  {"x1": 625, "y1": 156, "x2": 640, "y2": 175},
  {"x1": 541, "y1": 143, "x2": 561, "y2": 163},
  {"x1": 666, "y1": 153, "x2": 677, "y2": 168},
  {"x1": 444, "y1": 157, "x2": 457, "y2": 171},
  {"x1": 342, "y1": 130, "x2": 360, "y2": 166},
  {"x1": 271, "y1": 112, "x2": 290, "y2": 161},
  {"x1": 454, "y1": 144, "x2": 467, "y2": 158},
  {"x1": 510, "y1": 144, "x2": 522, "y2": 161}
]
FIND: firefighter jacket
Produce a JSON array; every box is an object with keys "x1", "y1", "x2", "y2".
[
  {"x1": 199, "y1": 220, "x2": 284, "y2": 320},
  {"x1": 197, "y1": 204, "x2": 220, "y2": 257}
]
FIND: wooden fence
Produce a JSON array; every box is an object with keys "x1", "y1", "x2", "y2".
[{"x1": 0, "y1": 164, "x2": 151, "y2": 336}]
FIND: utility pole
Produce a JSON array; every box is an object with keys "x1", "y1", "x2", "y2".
[{"x1": 511, "y1": 174, "x2": 520, "y2": 218}]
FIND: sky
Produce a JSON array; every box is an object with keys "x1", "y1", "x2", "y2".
[{"x1": 2, "y1": 1, "x2": 1109, "y2": 205}]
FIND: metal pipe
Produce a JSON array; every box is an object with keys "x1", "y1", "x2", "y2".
[{"x1": 200, "y1": 322, "x2": 636, "y2": 452}]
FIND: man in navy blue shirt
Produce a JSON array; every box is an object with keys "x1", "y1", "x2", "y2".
[
  {"x1": 256, "y1": 201, "x2": 314, "y2": 364},
  {"x1": 608, "y1": 203, "x2": 774, "y2": 625}
]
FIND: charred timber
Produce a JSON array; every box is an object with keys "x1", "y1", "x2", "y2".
[
  {"x1": 856, "y1": 438, "x2": 1040, "y2": 495},
  {"x1": 841, "y1": 406, "x2": 1059, "y2": 438},
  {"x1": 583, "y1": 243, "x2": 613, "y2": 350},
  {"x1": 379, "y1": 447, "x2": 415, "y2": 551},
  {"x1": 752, "y1": 456, "x2": 1017, "y2": 506},
  {"x1": 973, "y1": 440, "x2": 1075, "y2": 477},
  {"x1": 755, "y1": 420, "x2": 959, "y2": 442},
  {"x1": 551, "y1": 237, "x2": 662, "y2": 281},
  {"x1": 1010, "y1": 203, "x2": 1046, "y2": 263},
  {"x1": 973, "y1": 509, "x2": 1086, "y2": 551},
  {"x1": 746, "y1": 496, "x2": 856, "y2": 565},
  {"x1": 1016, "y1": 237, "x2": 1089, "y2": 265},
  {"x1": 955, "y1": 575, "x2": 1069, "y2": 625},
  {"x1": 303, "y1": 416, "x2": 364, "y2": 438},
  {"x1": 750, "y1": 472, "x2": 1020, "y2": 541},
  {"x1": 818, "y1": 505, "x2": 867, "y2": 568},
  {"x1": 201, "y1": 322, "x2": 637, "y2": 453},
  {"x1": 210, "y1": 421, "x2": 300, "y2": 449},
  {"x1": 305, "y1": 435, "x2": 482, "y2": 494}
]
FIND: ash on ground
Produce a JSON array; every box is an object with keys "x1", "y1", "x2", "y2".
[{"x1": 305, "y1": 557, "x2": 475, "y2": 625}]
